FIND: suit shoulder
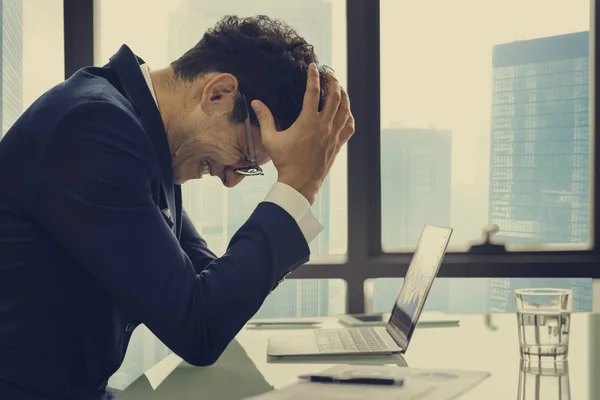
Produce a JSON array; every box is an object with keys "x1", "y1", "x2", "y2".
[
  {"x1": 53, "y1": 100, "x2": 156, "y2": 168},
  {"x1": 55, "y1": 68, "x2": 140, "y2": 121},
  {"x1": 48, "y1": 69, "x2": 152, "y2": 148},
  {"x1": 61, "y1": 98, "x2": 143, "y2": 132}
]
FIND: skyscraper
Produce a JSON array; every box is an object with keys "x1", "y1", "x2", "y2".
[
  {"x1": 166, "y1": 0, "x2": 333, "y2": 318},
  {"x1": 489, "y1": 31, "x2": 589, "y2": 245},
  {"x1": 373, "y1": 128, "x2": 452, "y2": 313},
  {"x1": 0, "y1": 0, "x2": 23, "y2": 139},
  {"x1": 487, "y1": 32, "x2": 592, "y2": 312},
  {"x1": 381, "y1": 128, "x2": 452, "y2": 249}
]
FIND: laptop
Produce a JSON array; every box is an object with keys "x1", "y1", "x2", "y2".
[{"x1": 266, "y1": 224, "x2": 453, "y2": 357}]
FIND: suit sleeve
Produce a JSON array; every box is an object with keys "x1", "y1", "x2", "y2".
[
  {"x1": 179, "y1": 209, "x2": 217, "y2": 274},
  {"x1": 29, "y1": 101, "x2": 310, "y2": 366}
]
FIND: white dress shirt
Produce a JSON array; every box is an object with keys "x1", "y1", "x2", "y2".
[{"x1": 138, "y1": 64, "x2": 323, "y2": 243}]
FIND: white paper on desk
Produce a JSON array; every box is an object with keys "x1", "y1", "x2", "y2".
[
  {"x1": 245, "y1": 365, "x2": 490, "y2": 400},
  {"x1": 144, "y1": 353, "x2": 184, "y2": 390},
  {"x1": 245, "y1": 381, "x2": 433, "y2": 399}
]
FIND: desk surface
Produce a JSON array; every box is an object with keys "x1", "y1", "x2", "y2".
[{"x1": 118, "y1": 313, "x2": 600, "y2": 399}]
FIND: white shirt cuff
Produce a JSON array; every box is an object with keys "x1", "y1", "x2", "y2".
[{"x1": 263, "y1": 182, "x2": 323, "y2": 244}]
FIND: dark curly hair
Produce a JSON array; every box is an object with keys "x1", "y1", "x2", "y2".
[{"x1": 170, "y1": 15, "x2": 329, "y2": 130}]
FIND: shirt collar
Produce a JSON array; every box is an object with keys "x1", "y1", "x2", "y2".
[{"x1": 139, "y1": 63, "x2": 159, "y2": 107}]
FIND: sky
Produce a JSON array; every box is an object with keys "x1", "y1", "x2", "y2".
[{"x1": 20, "y1": 0, "x2": 591, "y2": 250}]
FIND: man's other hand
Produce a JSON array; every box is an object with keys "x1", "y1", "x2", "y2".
[{"x1": 251, "y1": 63, "x2": 355, "y2": 205}]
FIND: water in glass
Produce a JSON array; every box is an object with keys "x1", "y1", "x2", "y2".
[{"x1": 517, "y1": 309, "x2": 570, "y2": 361}]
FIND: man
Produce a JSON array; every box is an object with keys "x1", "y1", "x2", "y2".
[{"x1": 0, "y1": 15, "x2": 353, "y2": 400}]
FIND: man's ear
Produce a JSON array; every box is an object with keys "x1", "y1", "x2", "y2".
[{"x1": 200, "y1": 73, "x2": 239, "y2": 113}]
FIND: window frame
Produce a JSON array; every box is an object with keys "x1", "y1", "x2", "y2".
[{"x1": 64, "y1": 0, "x2": 600, "y2": 314}]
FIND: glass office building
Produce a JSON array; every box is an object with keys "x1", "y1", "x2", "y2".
[
  {"x1": 167, "y1": 0, "x2": 333, "y2": 318},
  {"x1": 380, "y1": 128, "x2": 452, "y2": 248},
  {"x1": 373, "y1": 128, "x2": 452, "y2": 313},
  {"x1": 487, "y1": 32, "x2": 592, "y2": 313},
  {"x1": 0, "y1": 0, "x2": 23, "y2": 139},
  {"x1": 489, "y1": 31, "x2": 590, "y2": 245}
]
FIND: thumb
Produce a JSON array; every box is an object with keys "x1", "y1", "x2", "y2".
[{"x1": 251, "y1": 100, "x2": 276, "y2": 133}]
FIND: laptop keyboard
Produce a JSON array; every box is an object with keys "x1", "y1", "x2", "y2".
[{"x1": 314, "y1": 327, "x2": 390, "y2": 353}]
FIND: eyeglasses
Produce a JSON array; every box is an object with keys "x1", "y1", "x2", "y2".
[{"x1": 234, "y1": 94, "x2": 264, "y2": 176}]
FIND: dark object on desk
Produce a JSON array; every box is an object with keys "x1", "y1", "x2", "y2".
[{"x1": 300, "y1": 374, "x2": 403, "y2": 386}]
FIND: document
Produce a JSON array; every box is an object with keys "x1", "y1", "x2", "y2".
[
  {"x1": 144, "y1": 353, "x2": 184, "y2": 390},
  {"x1": 245, "y1": 380, "x2": 432, "y2": 399},
  {"x1": 137, "y1": 339, "x2": 273, "y2": 400},
  {"x1": 245, "y1": 365, "x2": 490, "y2": 400}
]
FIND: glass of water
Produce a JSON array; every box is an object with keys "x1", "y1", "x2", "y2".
[{"x1": 515, "y1": 288, "x2": 572, "y2": 361}]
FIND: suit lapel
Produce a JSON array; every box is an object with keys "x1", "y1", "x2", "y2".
[{"x1": 108, "y1": 44, "x2": 181, "y2": 234}]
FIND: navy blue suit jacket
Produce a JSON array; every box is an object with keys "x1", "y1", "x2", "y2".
[{"x1": 0, "y1": 45, "x2": 309, "y2": 399}]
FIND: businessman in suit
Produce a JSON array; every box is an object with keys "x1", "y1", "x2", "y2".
[{"x1": 0, "y1": 15, "x2": 354, "y2": 400}]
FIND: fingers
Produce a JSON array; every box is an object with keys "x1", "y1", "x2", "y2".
[
  {"x1": 251, "y1": 100, "x2": 276, "y2": 133},
  {"x1": 330, "y1": 87, "x2": 351, "y2": 134},
  {"x1": 320, "y1": 72, "x2": 342, "y2": 124},
  {"x1": 340, "y1": 114, "x2": 355, "y2": 143},
  {"x1": 301, "y1": 63, "x2": 321, "y2": 115}
]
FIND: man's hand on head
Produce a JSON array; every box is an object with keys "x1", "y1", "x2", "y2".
[{"x1": 251, "y1": 64, "x2": 355, "y2": 205}]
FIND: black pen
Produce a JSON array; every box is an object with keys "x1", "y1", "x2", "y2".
[{"x1": 301, "y1": 375, "x2": 403, "y2": 386}]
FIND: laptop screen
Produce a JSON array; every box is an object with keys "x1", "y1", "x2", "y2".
[{"x1": 387, "y1": 225, "x2": 452, "y2": 350}]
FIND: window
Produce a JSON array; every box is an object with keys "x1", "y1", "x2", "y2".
[
  {"x1": 98, "y1": 0, "x2": 348, "y2": 312},
  {"x1": 370, "y1": 277, "x2": 593, "y2": 314},
  {"x1": 0, "y1": 0, "x2": 63, "y2": 140},
  {"x1": 99, "y1": 0, "x2": 347, "y2": 389},
  {"x1": 378, "y1": 0, "x2": 592, "y2": 314},
  {"x1": 86, "y1": 0, "x2": 598, "y2": 389}
]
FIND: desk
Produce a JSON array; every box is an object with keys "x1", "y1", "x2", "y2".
[{"x1": 118, "y1": 313, "x2": 598, "y2": 399}]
